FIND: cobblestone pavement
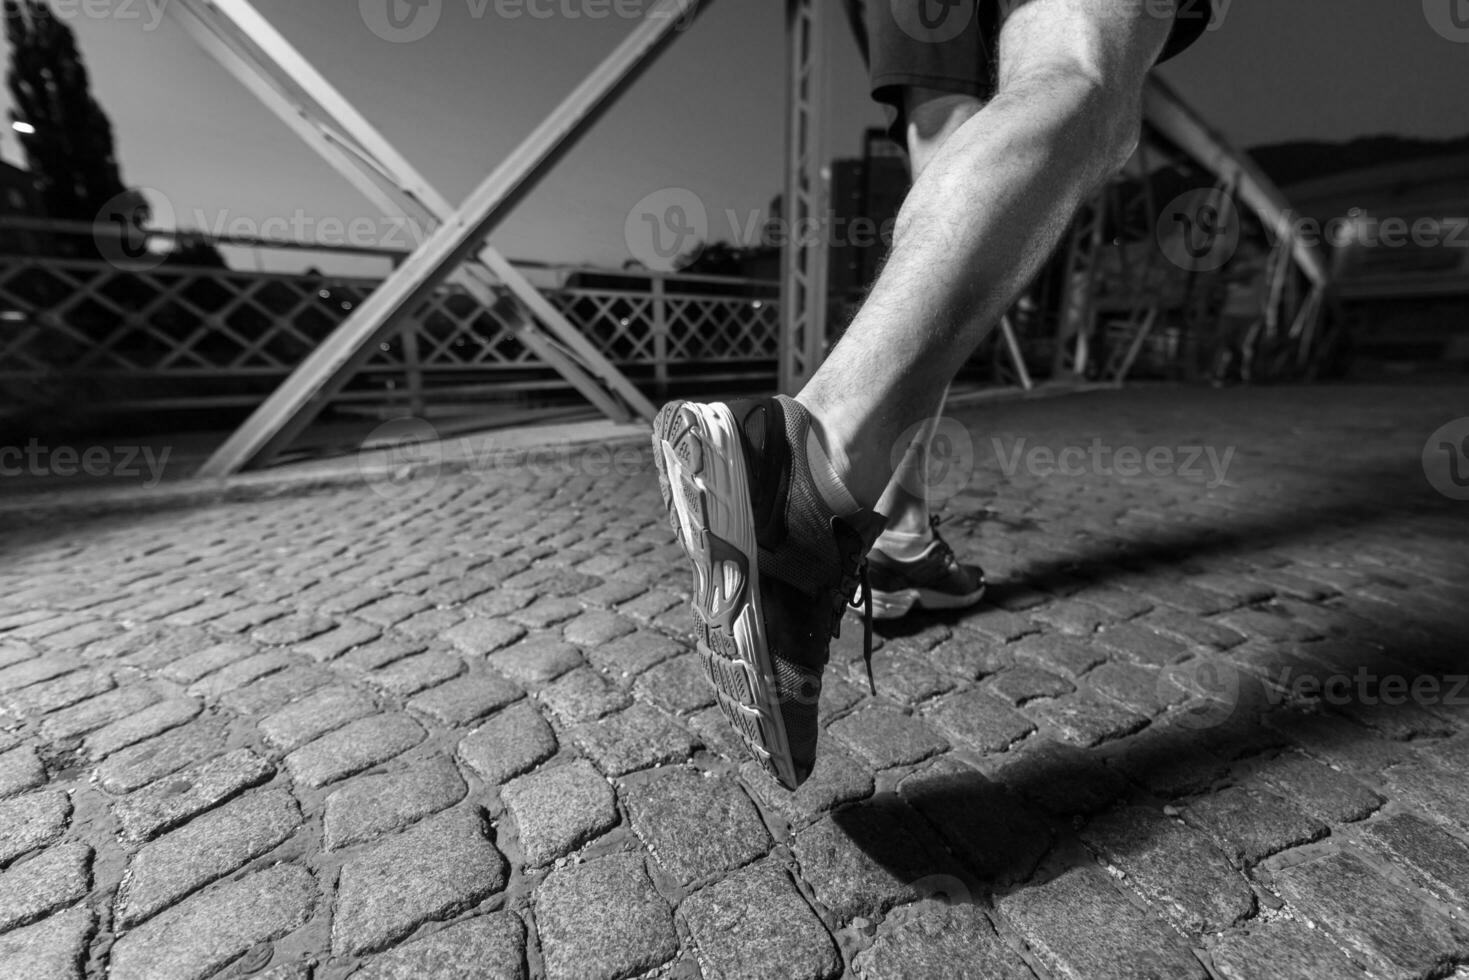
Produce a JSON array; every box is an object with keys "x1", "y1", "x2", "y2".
[{"x1": 1, "y1": 384, "x2": 1467, "y2": 980}]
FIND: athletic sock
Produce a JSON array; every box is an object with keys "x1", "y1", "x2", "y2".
[
  {"x1": 783, "y1": 396, "x2": 861, "y2": 515},
  {"x1": 873, "y1": 526, "x2": 937, "y2": 562}
]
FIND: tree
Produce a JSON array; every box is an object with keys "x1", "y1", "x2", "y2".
[{"x1": 5, "y1": 0, "x2": 129, "y2": 223}]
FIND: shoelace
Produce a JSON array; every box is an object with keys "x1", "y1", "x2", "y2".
[{"x1": 833, "y1": 555, "x2": 876, "y2": 696}]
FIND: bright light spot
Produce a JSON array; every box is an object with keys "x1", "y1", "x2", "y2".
[
  {"x1": 0, "y1": 310, "x2": 26, "y2": 322},
  {"x1": 619, "y1": 317, "x2": 630, "y2": 326},
  {"x1": 11, "y1": 121, "x2": 34, "y2": 135},
  {"x1": 751, "y1": 300, "x2": 763, "y2": 309},
  {"x1": 341, "y1": 302, "x2": 353, "y2": 311}
]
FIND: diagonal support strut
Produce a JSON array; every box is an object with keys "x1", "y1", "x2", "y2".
[{"x1": 189, "y1": 0, "x2": 703, "y2": 478}]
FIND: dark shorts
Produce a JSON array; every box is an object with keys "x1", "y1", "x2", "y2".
[{"x1": 861, "y1": 0, "x2": 1215, "y2": 143}]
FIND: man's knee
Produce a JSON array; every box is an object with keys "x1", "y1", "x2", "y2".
[{"x1": 996, "y1": 0, "x2": 1173, "y2": 178}]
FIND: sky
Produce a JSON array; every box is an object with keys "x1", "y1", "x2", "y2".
[{"x1": 2, "y1": 0, "x2": 1467, "y2": 270}]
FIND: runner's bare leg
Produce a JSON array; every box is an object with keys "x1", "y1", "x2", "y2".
[{"x1": 799, "y1": 0, "x2": 1175, "y2": 509}]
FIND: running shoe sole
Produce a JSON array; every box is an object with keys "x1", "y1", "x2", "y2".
[
  {"x1": 870, "y1": 583, "x2": 987, "y2": 620},
  {"x1": 652, "y1": 401, "x2": 800, "y2": 789}
]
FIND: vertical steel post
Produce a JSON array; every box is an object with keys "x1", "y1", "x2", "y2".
[{"x1": 779, "y1": 0, "x2": 831, "y2": 395}]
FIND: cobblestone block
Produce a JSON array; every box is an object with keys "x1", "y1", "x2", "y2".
[
  {"x1": 188, "y1": 650, "x2": 295, "y2": 700},
  {"x1": 616, "y1": 587, "x2": 682, "y2": 623},
  {"x1": 985, "y1": 664, "x2": 1074, "y2": 705},
  {"x1": 577, "y1": 579, "x2": 650, "y2": 609},
  {"x1": 284, "y1": 714, "x2": 425, "y2": 788},
  {"x1": 337, "y1": 637, "x2": 424, "y2": 673},
  {"x1": 109, "y1": 864, "x2": 317, "y2": 980},
  {"x1": 632, "y1": 653, "x2": 715, "y2": 714},
  {"x1": 355, "y1": 594, "x2": 432, "y2": 628},
  {"x1": 119, "y1": 789, "x2": 301, "y2": 926},
  {"x1": 830, "y1": 704, "x2": 949, "y2": 769},
  {"x1": 854, "y1": 903, "x2": 1035, "y2": 980},
  {"x1": 324, "y1": 756, "x2": 466, "y2": 851},
  {"x1": 1121, "y1": 578, "x2": 1233, "y2": 617},
  {"x1": 537, "y1": 667, "x2": 632, "y2": 723},
  {"x1": 1359, "y1": 813, "x2": 1469, "y2": 905},
  {"x1": 739, "y1": 747, "x2": 874, "y2": 827},
  {"x1": 930, "y1": 633, "x2": 1013, "y2": 680},
  {"x1": 507, "y1": 597, "x2": 583, "y2": 630},
  {"x1": 536, "y1": 853, "x2": 677, "y2": 980},
  {"x1": 251, "y1": 614, "x2": 334, "y2": 646},
  {"x1": 794, "y1": 802, "x2": 951, "y2": 923},
  {"x1": 991, "y1": 738, "x2": 1125, "y2": 816},
  {"x1": 1031, "y1": 601, "x2": 1106, "y2": 636},
  {"x1": 258, "y1": 686, "x2": 377, "y2": 753},
  {"x1": 899, "y1": 761, "x2": 1049, "y2": 883},
  {"x1": 457, "y1": 702, "x2": 558, "y2": 786},
  {"x1": 487, "y1": 638, "x2": 584, "y2": 685},
  {"x1": 1083, "y1": 660, "x2": 1171, "y2": 715},
  {"x1": 0, "y1": 745, "x2": 45, "y2": 798},
  {"x1": 218, "y1": 662, "x2": 333, "y2": 715},
  {"x1": 998, "y1": 863, "x2": 1208, "y2": 980},
  {"x1": 1106, "y1": 724, "x2": 1227, "y2": 797},
  {"x1": 561, "y1": 609, "x2": 636, "y2": 647},
  {"x1": 862, "y1": 652, "x2": 954, "y2": 705},
  {"x1": 99, "y1": 722, "x2": 227, "y2": 795},
  {"x1": 160, "y1": 642, "x2": 255, "y2": 685},
  {"x1": 925, "y1": 689, "x2": 1032, "y2": 755},
  {"x1": 1093, "y1": 622, "x2": 1190, "y2": 667},
  {"x1": 502, "y1": 760, "x2": 617, "y2": 866},
  {"x1": 0, "y1": 905, "x2": 93, "y2": 980},
  {"x1": 407, "y1": 671, "x2": 522, "y2": 726},
  {"x1": 1264, "y1": 709, "x2": 1414, "y2": 774},
  {"x1": 83, "y1": 697, "x2": 203, "y2": 760},
  {"x1": 368, "y1": 650, "x2": 465, "y2": 697},
  {"x1": 623, "y1": 767, "x2": 767, "y2": 885},
  {"x1": 1011, "y1": 633, "x2": 1106, "y2": 677},
  {"x1": 1183, "y1": 784, "x2": 1328, "y2": 866},
  {"x1": 1249, "y1": 750, "x2": 1382, "y2": 824},
  {"x1": 570, "y1": 704, "x2": 699, "y2": 777},
  {"x1": 39, "y1": 684, "x2": 161, "y2": 741},
  {"x1": 1215, "y1": 606, "x2": 1323, "y2": 644},
  {"x1": 1024, "y1": 691, "x2": 1149, "y2": 748},
  {"x1": 1271, "y1": 848, "x2": 1467, "y2": 979},
  {"x1": 680, "y1": 860, "x2": 840, "y2": 980},
  {"x1": 0, "y1": 842, "x2": 91, "y2": 932},
  {"x1": 353, "y1": 913, "x2": 526, "y2": 980},
  {"x1": 1142, "y1": 608, "x2": 1246, "y2": 649},
  {"x1": 286, "y1": 625, "x2": 379, "y2": 664},
  {"x1": 113, "y1": 748, "x2": 274, "y2": 842},
  {"x1": 0, "y1": 655, "x2": 81, "y2": 693},
  {"x1": 1081, "y1": 806, "x2": 1254, "y2": 933},
  {"x1": 443, "y1": 618, "x2": 527, "y2": 657},
  {"x1": 333, "y1": 808, "x2": 507, "y2": 956},
  {"x1": 1210, "y1": 918, "x2": 1366, "y2": 980},
  {"x1": 585, "y1": 630, "x2": 684, "y2": 681},
  {"x1": 392, "y1": 607, "x2": 466, "y2": 640},
  {"x1": 4, "y1": 669, "x2": 114, "y2": 718}
]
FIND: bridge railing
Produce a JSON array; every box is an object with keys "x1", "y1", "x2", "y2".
[{"x1": 0, "y1": 218, "x2": 782, "y2": 420}]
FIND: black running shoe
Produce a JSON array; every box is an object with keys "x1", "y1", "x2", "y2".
[
  {"x1": 867, "y1": 518, "x2": 986, "y2": 620},
  {"x1": 652, "y1": 395, "x2": 884, "y2": 789}
]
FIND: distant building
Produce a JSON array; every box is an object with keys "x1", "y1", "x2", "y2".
[
  {"x1": 1277, "y1": 149, "x2": 1469, "y2": 373},
  {"x1": 0, "y1": 160, "x2": 45, "y2": 253},
  {"x1": 828, "y1": 129, "x2": 908, "y2": 305}
]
